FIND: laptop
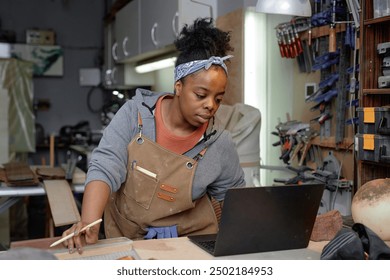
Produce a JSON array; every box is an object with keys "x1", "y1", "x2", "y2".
[{"x1": 188, "y1": 184, "x2": 324, "y2": 257}]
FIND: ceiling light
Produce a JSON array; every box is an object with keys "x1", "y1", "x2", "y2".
[
  {"x1": 255, "y1": 0, "x2": 312, "y2": 17},
  {"x1": 135, "y1": 56, "x2": 177, "y2": 74}
]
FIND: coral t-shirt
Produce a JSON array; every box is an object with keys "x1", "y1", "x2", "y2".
[{"x1": 155, "y1": 95, "x2": 207, "y2": 154}]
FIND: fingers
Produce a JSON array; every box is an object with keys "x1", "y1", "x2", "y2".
[
  {"x1": 62, "y1": 225, "x2": 75, "y2": 253},
  {"x1": 63, "y1": 222, "x2": 84, "y2": 254},
  {"x1": 73, "y1": 229, "x2": 85, "y2": 254},
  {"x1": 62, "y1": 221, "x2": 100, "y2": 254}
]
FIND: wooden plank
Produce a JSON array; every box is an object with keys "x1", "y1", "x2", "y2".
[
  {"x1": 43, "y1": 180, "x2": 80, "y2": 227},
  {"x1": 11, "y1": 237, "x2": 138, "y2": 260},
  {"x1": 53, "y1": 237, "x2": 137, "y2": 260},
  {"x1": 300, "y1": 24, "x2": 346, "y2": 41}
]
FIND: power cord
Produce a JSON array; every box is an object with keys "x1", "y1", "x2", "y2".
[{"x1": 87, "y1": 83, "x2": 104, "y2": 114}]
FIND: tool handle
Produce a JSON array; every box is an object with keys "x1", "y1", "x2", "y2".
[
  {"x1": 278, "y1": 43, "x2": 285, "y2": 57},
  {"x1": 329, "y1": 27, "x2": 337, "y2": 53}
]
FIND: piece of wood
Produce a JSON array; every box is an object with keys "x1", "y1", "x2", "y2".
[
  {"x1": 11, "y1": 237, "x2": 137, "y2": 260},
  {"x1": 53, "y1": 237, "x2": 136, "y2": 260},
  {"x1": 310, "y1": 210, "x2": 343, "y2": 242},
  {"x1": 43, "y1": 180, "x2": 80, "y2": 227},
  {"x1": 49, "y1": 134, "x2": 55, "y2": 167},
  {"x1": 132, "y1": 237, "x2": 329, "y2": 260}
]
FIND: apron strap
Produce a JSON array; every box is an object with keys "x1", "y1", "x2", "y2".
[
  {"x1": 193, "y1": 147, "x2": 207, "y2": 161},
  {"x1": 138, "y1": 108, "x2": 207, "y2": 162},
  {"x1": 137, "y1": 112, "x2": 143, "y2": 138}
]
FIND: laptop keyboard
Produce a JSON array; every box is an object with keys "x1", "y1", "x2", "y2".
[{"x1": 197, "y1": 240, "x2": 216, "y2": 253}]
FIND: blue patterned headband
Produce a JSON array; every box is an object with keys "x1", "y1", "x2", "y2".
[{"x1": 174, "y1": 55, "x2": 233, "y2": 82}]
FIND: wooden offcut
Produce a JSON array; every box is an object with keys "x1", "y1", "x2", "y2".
[
  {"x1": 53, "y1": 237, "x2": 136, "y2": 260},
  {"x1": 310, "y1": 210, "x2": 343, "y2": 242},
  {"x1": 43, "y1": 180, "x2": 80, "y2": 227}
]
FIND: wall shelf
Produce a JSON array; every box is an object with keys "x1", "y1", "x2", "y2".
[
  {"x1": 311, "y1": 136, "x2": 354, "y2": 150},
  {"x1": 362, "y1": 89, "x2": 390, "y2": 95},
  {"x1": 364, "y1": 15, "x2": 390, "y2": 25},
  {"x1": 358, "y1": 1, "x2": 390, "y2": 187}
]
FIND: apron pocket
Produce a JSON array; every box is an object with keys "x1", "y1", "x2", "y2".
[
  {"x1": 123, "y1": 163, "x2": 158, "y2": 210},
  {"x1": 111, "y1": 198, "x2": 145, "y2": 239}
]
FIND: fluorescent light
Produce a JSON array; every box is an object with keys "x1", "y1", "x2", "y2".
[
  {"x1": 255, "y1": 0, "x2": 312, "y2": 17},
  {"x1": 135, "y1": 56, "x2": 177, "y2": 74}
]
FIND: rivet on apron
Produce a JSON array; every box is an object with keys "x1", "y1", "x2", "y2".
[
  {"x1": 136, "y1": 137, "x2": 144, "y2": 144},
  {"x1": 186, "y1": 162, "x2": 194, "y2": 169}
]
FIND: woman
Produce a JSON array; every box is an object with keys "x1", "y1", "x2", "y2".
[{"x1": 63, "y1": 17, "x2": 245, "y2": 254}]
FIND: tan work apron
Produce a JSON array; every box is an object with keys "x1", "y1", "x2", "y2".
[{"x1": 104, "y1": 119, "x2": 218, "y2": 240}]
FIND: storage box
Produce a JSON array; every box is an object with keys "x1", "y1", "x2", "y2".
[
  {"x1": 374, "y1": 0, "x2": 390, "y2": 18},
  {"x1": 357, "y1": 107, "x2": 390, "y2": 135},
  {"x1": 357, "y1": 133, "x2": 390, "y2": 162},
  {"x1": 377, "y1": 42, "x2": 390, "y2": 56},
  {"x1": 378, "y1": 75, "x2": 390, "y2": 88},
  {"x1": 383, "y1": 57, "x2": 390, "y2": 75},
  {"x1": 26, "y1": 29, "x2": 55, "y2": 45}
]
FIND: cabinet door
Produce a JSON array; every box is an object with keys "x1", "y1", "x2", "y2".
[
  {"x1": 140, "y1": 0, "x2": 178, "y2": 53},
  {"x1": 115, "y1": 0, "x2": 140, "y2": 62},
  {"x1": 140, "y1": 0, "x2": 214, "y2": 54},
  {"x1": 177, "y1": 0, "x2": 217, "y2": 34}
]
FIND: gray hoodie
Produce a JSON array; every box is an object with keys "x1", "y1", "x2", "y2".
[{"x1": 86, "y1": 88, "x2": 245, "y2": 201}]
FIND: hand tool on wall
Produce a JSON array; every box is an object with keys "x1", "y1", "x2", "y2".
[
  {"x1": 297, "y1": 128, "x2": 318, "y2": 166},
  {"x1": 274, "y1": 151, "x2": 351, "y2": 193},
  {"x1": 288, "y1": 28, "x2": 299, "y2": 58},
  {"x1": 311, "y1": 112, "x2": 332, "y2": 125},
  {"x1": 328, "y1": 0, "x2": 337, "y2": 53},
  {"x1": 272, "y1": 121, "x2": 316, "y2": 165},
  {"x1": 310, "y1": 101, "x2": 326, "y2": 112},
  {"x1": 273, "y1": 165, "x2": 314, "y2": 185},
  {"x1": 306, "y1": 72, "x2": 339, "y2": 103},
  {"x1": 291, "y1": 23, "x2": 303, "y2": 55},
  {"x1": 276, "y1": 29, "x2": 285, "y2": 58},
  {"x1": 345, "y1": 0, "x2": 360, "y2": 29},
  {"x1": 314, "y1": 88, "x2": 338, "y2": 103},
  {"x1": 279, "y1": 135, "x2": 295, "y2": 164},
  {"x1": 284, "y1": 27, "x2": 296, "y2": 58},
  {"x1": 280, "y1": 27, "x2": 291, "y2": 58},
  {"x1": 290, "y1": 134, "x2": 303, "y2": 162}
]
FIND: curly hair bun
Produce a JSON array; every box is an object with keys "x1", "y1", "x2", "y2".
[{"x1": 174, "y1": 17, "x2": 233, "y2": 65}]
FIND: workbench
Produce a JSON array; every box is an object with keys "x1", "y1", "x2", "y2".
[
  {"x1": 131, "y1": 237, "x2": 327, "y2": 260},
  {"x1": 8, "y1": 236, "x2": 328, "y2": 260}
]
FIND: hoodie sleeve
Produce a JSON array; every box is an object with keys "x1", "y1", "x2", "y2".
[{"x1": 85, "y1": 100, "x2": 138, "y2": 192}]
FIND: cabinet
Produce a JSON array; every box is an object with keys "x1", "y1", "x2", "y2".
[
  {"x1": 140, "y1": 0, "x2": 213, "y2": 54},
  {"x1": 103, "y1": 2, "x2": 154, "y2": 89},
  {"x1": 114, "y1": 0, "x2": 140, "y2": 62},
  {"x1": 140, "y1": 0, "x2": 178, "y2": 54},
  {"x1": 102, "y1": 21, "x2": 126, "y2": 88},
  {"x1": 113, "y1": 0, "x2": 215, "y2": 63},
  {"x1": 358, "y1": 1, "x2": 390, "y2": 186}
]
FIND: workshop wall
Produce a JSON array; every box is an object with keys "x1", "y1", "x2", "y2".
[{"x1": 0, "y1": 0, "x2": 106, "y2": 136}]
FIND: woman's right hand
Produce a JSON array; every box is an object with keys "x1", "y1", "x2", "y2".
[{"x1": 61, "y1": 220, "x2": 100, "y2": 254}]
